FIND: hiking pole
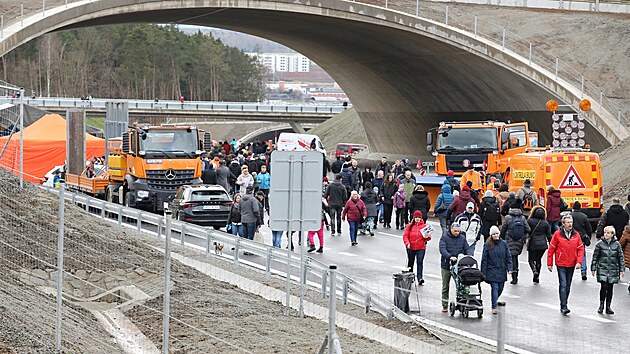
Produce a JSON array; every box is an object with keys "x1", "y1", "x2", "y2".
[{"x1": 413, "y1": 279, "x2": 421, "y2": 316}]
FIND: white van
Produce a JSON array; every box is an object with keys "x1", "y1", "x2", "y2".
[{"x1": 277, "y1": 133, "x2": 326, "y2": 155}]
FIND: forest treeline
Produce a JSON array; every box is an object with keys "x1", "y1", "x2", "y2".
[{"x1": 0, "y1": 24, "x2": 266, "y2": 102}]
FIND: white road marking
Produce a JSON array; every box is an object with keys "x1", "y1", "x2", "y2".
[
  {"x1": 500, "y1": 293, "x2": 521, "y2": 299},
  {"x1": 365, "y1": 258, "x2": 384, "y2": 264},
  {"x1": 579, "y1": 315, "x2": 615, "y2": 323},
  {"x1": 337, "y1": 251, "x2": 358, "y2": 257},
  {"x1": 535, "y1": 302, "x2": 559, "y2": 310}
]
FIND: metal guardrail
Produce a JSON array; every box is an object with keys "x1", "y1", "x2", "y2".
[
  {"x1": 0, "y1": 97, "x2": 349, "y2": 115},
  {"x1": 42, "y1": 185, "x2": 413, "y2": 325}
]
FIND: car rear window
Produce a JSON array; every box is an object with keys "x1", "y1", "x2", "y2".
[
  {"x1": 191, "y1": 190, "x2": 230, "y2": 202},
  {"x1": 337, "y1": 145, "x2": 350, "y2": 151}
]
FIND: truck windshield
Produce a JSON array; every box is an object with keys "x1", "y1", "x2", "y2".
[
  {"x1": 140, "y1": 129, "x2": 198, "y2": 153},
  {"x1": 437, "y1": 128, "x2": 498, "y2": 151}
]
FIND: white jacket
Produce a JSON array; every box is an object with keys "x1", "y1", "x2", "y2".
[{"x1": 454, "y1": 211, "x2": 483, "y2": 245}]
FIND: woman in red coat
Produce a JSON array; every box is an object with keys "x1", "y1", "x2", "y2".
[
  {"x1": 342, "y1": 191, "x2": 367, "y2": 246},
  {"x1": 546, "y1": 185, "x2": 562, "y2": 233},
  {"x1": 403, "y1": 210, "x2": 432, "y2": 284}
]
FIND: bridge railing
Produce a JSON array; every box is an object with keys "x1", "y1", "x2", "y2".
[{"x1": 0, "y1": 96, "x2": 349, "y2": 114}]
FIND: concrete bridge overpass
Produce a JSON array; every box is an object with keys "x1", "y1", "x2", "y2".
[
  {"x1": 1, "y1": 0, "x2": 628, "y2": 154},
  {"x1": 0, "y1": 97, "x2": 345, "y2": 123}
]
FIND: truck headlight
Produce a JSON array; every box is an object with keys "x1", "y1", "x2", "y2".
[{"x1": 137, "y1": 190, "x2": 149, "y2": 198}]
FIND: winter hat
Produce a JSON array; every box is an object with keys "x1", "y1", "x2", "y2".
[
  {"x1": 373, "y1": 186, "x2": 379, "y2": 192},
  {"x1": 322, "y1": 176, "x2": 329, "y2": 182},
  {"x1": 466, "y1": 202, "x2": 475, "y2": 209},
  {"x1": 489, "y1": 225, "x2": 500, "y2": 236},
  {"x1": 447, "y1": 170, "x2": 455, "y2": 177},
  {"x1": 484, "y1": 190, "x2": 494, "y2": 198},
  {"x1": 398, "y1": 184, "x2": 405, "y2": 190},
  {"x1": 462, "y1": 185, "x2": 470, "y2": 191},
  {"x1": 453, "y1": 190, "x2": 460, "y2": 197},
  {"x1": 335, "y1": 174, "x2": 342, "y2": 180},
  {"x1": 413, "y1": 210, "x2": 423, "y2": 218}
]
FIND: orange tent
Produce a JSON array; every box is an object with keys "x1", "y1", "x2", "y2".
[{"x1": 0, "y1": 114, "x2": 105, "y2": 183}]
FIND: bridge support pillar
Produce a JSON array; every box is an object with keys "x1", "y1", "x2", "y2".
[{"x1": 289, "y1": 122, "x2": 306, "y2": 134}]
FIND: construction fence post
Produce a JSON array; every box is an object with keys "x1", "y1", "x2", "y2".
[
  {"x1": 162, "y1": 209, "x2": 172, "y2": 354},
  {"x1": 55, "y1": 184, "x2": 65, "y2": 353}
]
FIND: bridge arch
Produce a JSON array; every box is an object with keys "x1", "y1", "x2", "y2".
[{"x1": 1, "y1": 0, "x2": 625, "y2": 153}]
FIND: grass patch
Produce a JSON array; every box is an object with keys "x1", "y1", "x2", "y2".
[{"x1": 86, "y1": 117, "x2": 105, "y2": 130}]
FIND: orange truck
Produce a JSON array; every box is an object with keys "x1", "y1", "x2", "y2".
[
  {"x1": 66, "y1": 125, "x2": 211, "y2": 213},
  {"x1": 506, "y1": 149, "x2": 603, "y2": 224},
  {"x1": 426, "y1": 121, "x2": 538, "y2": 179}
]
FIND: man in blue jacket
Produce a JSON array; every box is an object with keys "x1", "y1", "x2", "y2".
[
  {"x1": 439, "y1": 222, "x2": 471, "y2": 312},
  {"x1": 433, "y1": 181, "x2": 455, "y2": 237}
]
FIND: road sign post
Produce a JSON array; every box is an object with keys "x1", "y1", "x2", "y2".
[{"x1": 270, "y1": 151, "x2": 323, "y2": 317}]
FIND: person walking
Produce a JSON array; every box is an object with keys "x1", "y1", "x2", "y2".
[
  {"x1": 617, "y1": 225, "x2": 630, "y2": 294},
  {"x1": 216, "y1": 160, "x2": 236, "y2": 193},
  {"x1": 459, "y1": 165, "x2": 482, "y2": 191},
  {"x1": 342, "y1": 191, "x2": 367, "y2": 246},
  {"x1": 526, "y1": 206, "x2": 551, "y2": 283},
  {"x1": 447, "y1": 185, "x2": 474, "y2": 221},
  {"x1": 445, "y1": 170, "x2": 460, "y2": 194},
  {"x1": 571, "y1": 202, "x2": 593, "y2": 280},
  {"x1": 454, "y1": 202, "x2": 483, "y2": 254},
  {"x1": 403, "y1": 211, "x2": 432, "y2": 285},
  {"x1": 255, "y1": 164, "x2": 271, "y2": 212},
  {"x1": 516, "y1": 179, "x2": 538, "y2": 217},
  {"x1": 393, "y1": 184, "x2": 407, "y2": 230},
  {"x1": 324, "y1": 174, "x2": 347, "y2": 236},
  {"x1": 307, "y1": 202, "x2": 327, "y2": 253},
  {"x1": 547, "y1": 213, "x2": 585, "y2": 315},
  {"x1": 408, "y1": 185, "x2": 431, "y2": 223},
  {"x1": 591, "y1": 226, "x2": 624, "y2": 314},
  {"x1": 360, "y1": 182, "x2": 378, "y2": 236},
  {"x1": 349, "y1": 159, "x2": 362, "y2": 192},
  {"x1": 227, "y1": 193, "x2": 243, "y2": 238},
  {"x1": 546, "y1": 185, "x2": 562, "y2": 233},
  {"x1": 362, "y1": 166, "x2": 374, "y2": 191},
  {"x1": 439, "y1": 223, "x2": 470, "y2": 312},
  {"x1": 401, "y1": 170, "x2": 416, "y2": 225},
  {"x1": 433, "y1": 181, "x2": 455, "y2": 237},
  {"x1": 481, "y1": 225, "x2": 513, "y2": 314},
  {"x1": 240, "y1": 186, "x2": 260, "y2": 241},
  {"x1": 479, "y1": 190, "x2": 501, "y2": 241},
  {"x1": 500, "y1": 198, "x2": 531, "y2": 285},
  {"x1": 381, "y1": 174, "x2": 397, "y2": 229},
  {"x1": 596, "y1": 197, "x2": 629, "y2": 241},
  {"x1": 236, "y1": 166, "x2": 254, "y2": 193}
]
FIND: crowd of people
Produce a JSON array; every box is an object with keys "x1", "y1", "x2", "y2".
[{"x1": 207, "y1": 143, "x2": 630, "y2": 316}]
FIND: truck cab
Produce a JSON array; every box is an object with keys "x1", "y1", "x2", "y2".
[
  {"x1": 427, "y1": 121, "x2": 535, "y2": 179},
  {"x1": 107, "y1": 125, "x2": 208, "y2": 212}
]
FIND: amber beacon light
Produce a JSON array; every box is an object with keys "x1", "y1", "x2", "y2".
[
  {"x1": 579, "y1": 99, "x2": 591, "y2": 111},
  {"x1": 546, "y1": 99, "x2": 559, "y2": 112}
]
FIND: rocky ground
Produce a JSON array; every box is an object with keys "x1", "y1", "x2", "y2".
[
  {"x1": 0, "y1": 169, "x2": 486, "y2": 353},
  {"x1": 599, "y1": 136, "x2": 630, "y2": 205}
]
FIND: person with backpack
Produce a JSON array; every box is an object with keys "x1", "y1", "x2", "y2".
[
  {"x1": 434, "y1": 181, "x2": 455, "y2": 237},
  {"x1": 381, "y1": 174, "x2": 397, "y2": 229},
  {"x1": 403, "y1": 210, "x2": 432, "y2": 285},
  {"x1": 501, "y1": 192, "x2": 517, "y2": 217},
  {"x1": 546, "y1": 185, "x2": 563, "y2": 233},
  {"x1": 479, "y1": 190, "x2": 501, "y2": 241},
  {"x1": 447, "y1": 185, "x2": 474, "y2": 221},
  {"x1": 571, "y1": 202, "x2": 593, "y2": 280},
  {"x1": 526, "y1": 206, "x2": 552, "y2": 283},
  {"x1": 454, "y1": 202, "x2": 483, "y2": 254},
  {"x1": 360, "y1": 182, "x2": 378, "y2": 236},
  {"x1": 596, "y1": 197, "x2": 629, "y2": 241},
  {"x1": 331, "y1": 156, "x2": 344, "y2": 174},
  {"x1": 516, "y1": 179, "x2": 537, "y2": 217},
  {"x1": 324, "y1": 174, "x2": 348, "y2": 237},
  {"x1": 445, "y1": 170, "x2": 460, "y2": 194},
  {"x1": 500, "y1": 198, "x2": 531, "y2": 285}
]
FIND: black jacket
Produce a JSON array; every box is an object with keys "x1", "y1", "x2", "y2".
[
  {"x1": 408, "y1": 190, "x2": 431, "y2": 221},
  {"x1": 501, "y1": 208, "x2": 531, "y2": 256},
  {"x1": 597, "y1": 204, "x2": 630, "y2": 239},
  {"x1": 527, "y1": 208, "x2": 551, "y2": 251},
  {"x1": 227, "y1": 202, "x2": 242, "y2": 224},
  {"x1": 331, "y1": 159, "x2": 344, "y2": 174},
  {"x1": 228, "y1": 161, "x2": 242, "y2": 182},
  {"x1": 382, "y1": 183, "x2": 397, "y2": 205},
  {"x1": 325, "y1": 181, "x2": 348, "y2": 207},
  {"x1": 571, "y1": 210, "x2": 593, "y2": 245},
  {"x1": 501, "y1": 196, "x2": 517, "y2": 216},
  {"x1": 201, "y1": 168, "x2": 217, "y2": 185}
]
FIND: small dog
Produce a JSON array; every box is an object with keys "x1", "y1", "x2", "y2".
[{"x1": 213, "y1": 242, "x2": 224, "y2": 255}]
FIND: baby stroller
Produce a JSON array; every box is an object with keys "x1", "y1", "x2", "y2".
[{"x1": 449, "y1": 255, "x2": 485, "y2": 318}]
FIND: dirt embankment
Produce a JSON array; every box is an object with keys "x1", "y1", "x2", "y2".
[
  {"x1": 0, "y1": 170, "x2": 480, "y2": 353},
  {"x1": 600, "y1": 137, "x2": 630, "y2": 206}
]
